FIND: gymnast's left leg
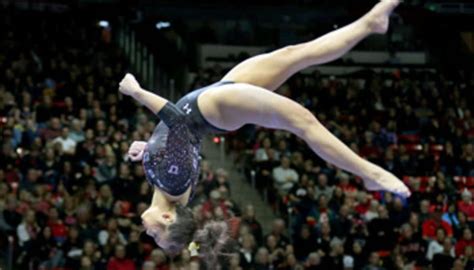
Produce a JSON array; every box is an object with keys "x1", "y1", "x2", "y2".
[
  {"x1": 199, "y1": 83, "x2": 411, "y2": 197},
  {"x1": 221, "y1": 0, "x2": 398, "y2": 91}
]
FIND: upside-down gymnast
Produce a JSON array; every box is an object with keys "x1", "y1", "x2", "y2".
[{"x1": 119, "y1": 0, "x2": 410, "y2": 267}]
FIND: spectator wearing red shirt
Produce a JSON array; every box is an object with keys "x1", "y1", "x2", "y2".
[
  {"x1": 201, "y1": 189, "x2": 229, "y2": 220},
  {"x1": 458, "y1": 189, "x2": 474, "y2": 222},
  {"x1": 107, "y1": 245, "x2": 136, "y2": 270},
  {"x1": 336, "y1": 172, "x2": 357, "y2": 194},
  {"x1": 455, "y1": 228, "x2": 474, "y2": 257},
  {"x1": 422, "y1": 205, "x2": 453, "y2": 240},
  {"x1": 47, "y1": 207, "x2": 67, "y2": 243}
]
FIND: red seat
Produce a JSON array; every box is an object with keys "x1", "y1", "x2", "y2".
[
  {"x1": 454, "y1": 176, "x2": 474, "y2": 191},
  {"x1": 398, "y1": 134, "x2": 421, "y2": 143},
  {"x1": 403, "y1": 176, "x2": 435, "y2": 193},
  {"x1": 403, "y1": 144, "x2": 423, "y2": 153},
  {"x1": 429, "y1": 144, "x2": 444, "y2": 153}
]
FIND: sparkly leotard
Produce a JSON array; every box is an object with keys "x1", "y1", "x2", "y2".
[{"x1": 142, "y1": 81, "x2": 232, "y2": 202}]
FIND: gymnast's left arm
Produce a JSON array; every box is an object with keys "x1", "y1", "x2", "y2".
[
  {"x1": 119, "y1": 73, "x2": 185, "y2": 129},
  {"x1": 119, "y1": 73, "x2": 169, "y2": 115}
]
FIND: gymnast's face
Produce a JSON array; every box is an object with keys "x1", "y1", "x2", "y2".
[{"x1": 141, "y1": 204, "x2": 177, "y2": 249}]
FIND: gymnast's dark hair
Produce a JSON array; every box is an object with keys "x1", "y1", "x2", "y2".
[{"x1": 166, "y1": 204, "x2": 237, "y2": 269}]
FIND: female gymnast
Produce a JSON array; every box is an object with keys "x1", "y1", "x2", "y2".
[{"x1": 120, "y1": 0, "x2": 410, "y2": 266}]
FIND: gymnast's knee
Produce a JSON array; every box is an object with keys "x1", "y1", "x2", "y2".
[{"x1": 289, "y1": 108, "x2": 319, "y2": 137}]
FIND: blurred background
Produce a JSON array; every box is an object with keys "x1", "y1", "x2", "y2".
[{"x1": 0, "y1": 0, "x2": 473, "y2": 269}]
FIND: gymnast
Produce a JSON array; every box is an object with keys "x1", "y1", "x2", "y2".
[{"x1": 119, "y1": 0, "x2": 410, "y2": 266}]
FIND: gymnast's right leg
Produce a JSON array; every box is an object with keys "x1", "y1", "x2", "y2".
[
  {"x1": 221, "y1": 0, "x2": 399, "y2": 91},
  {"x1": 199, "y1": 83, "x2": 411, "y2": 197}
]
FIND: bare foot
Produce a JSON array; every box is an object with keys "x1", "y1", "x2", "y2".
[
  {"x1": 362, "y1": 167, "x2": 411, "y2": 198},
  {"x1": 365, "y1": 0, "x2": 400, "y2": 34}
]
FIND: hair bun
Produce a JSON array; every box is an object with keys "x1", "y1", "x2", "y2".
[{"x1": 194, "y1": 221, "x2": 237, "y2": 269}]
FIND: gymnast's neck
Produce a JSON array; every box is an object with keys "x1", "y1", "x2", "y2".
[{"x1": 151, "y1": 186, "x2": 191, "y2": 207}]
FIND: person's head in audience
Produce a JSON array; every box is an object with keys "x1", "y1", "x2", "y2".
[
  {"x1": 400, "y1": 223, "x2": 413, "y2": 239},
  {"x1": 272, "y1": 218, "x2": 286, "y2": 236},
  {"x1": 255, "y1": 247, "x2": 270, "y2": 265},
  {"x1": 150, "y1": 248, "x2": 167, "y2": 266},
  {"x1": 243, "y1": 204, "x2": 256, "y2": 221},
  {"x1": 305, "y1": 252, "x2": 321, "y2": 267},
  {"x1": 317, "y1": 173, "x2": 328, "y2": 188},
  {"x1": 142, "y1": 261, "x2": 156, "y2": 270},
  {"x1": 367, "y1": 252, "x2": 381, "y2": 267},
  {"x1": 281, "y1": 156, "x2": 291, "y2": 169},
  {"x1": 80, "y1": 256, "x2": 93, "y2": 270},
  {"x1": 442, "y1": 237, "x2": 453, "y2": 254},
  {"x1": 462, "y1": 188, "x2": 472, "y2": 203},
  {"x1": 436, "y1": 227, "x2": 446, "y2": 243}
]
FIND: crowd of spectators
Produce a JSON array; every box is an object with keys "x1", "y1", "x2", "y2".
[
  {"x1": 191, "y1": 60, "x2": 473, "y2": 269},
  {"x1": 0, "y1": 8, "x2": 256, "y2": 270}
]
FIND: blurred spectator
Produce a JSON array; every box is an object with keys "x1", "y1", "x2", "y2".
[
  {"x1": 422, "y1": 205, "x2": 453, "y2": 240},
  {"x1": 107, "y1": 244, "x2": 136, "y2": 270},
  {"x1": 272, "y1": 156, "x2": 299, "y2": 195}
]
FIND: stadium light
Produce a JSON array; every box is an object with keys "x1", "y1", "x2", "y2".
[
  {"x1": 156, "y1": 21, "x2": 171, "y2": 30},
  {"x1": 99, "y1": 20, "x2": 110, "y2": 28}
]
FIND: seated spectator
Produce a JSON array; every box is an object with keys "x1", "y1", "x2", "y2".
[
  {"x1": 254, "y1": 247, "x2": 270, "y2": 270},
  {"x1": 455, "y1": 228, "x2": 474, "y2": 257},
  {"x1": 147, "y1": 249, "x2": 169, "y2": 270},
  {"x1": 367, "y1": 205, "x2": 396, "y2": 252},
  {"x1": 442, "y1": 203, "x2": 460, "y2": 227},
  {"x1": 272, "y1": 156, "x2": 299, "y2": 195},
  {"x1": 255, "y1": 137, "x2": 274, "y2": 162},
  {"x1": 52, "y1": 127, "x2": 77, "y2": 155},
  {"x1": 315, "y1": 221, "x2": 332, "y2": 256},
  {"x1": 336, "y1": 172, "x2": 357, "y2": 194},
  {"x1": 314, "y1": 173, "x2": 334, "y2": 201},
  {"x1": 304, "y1": 252, "x2": 322, "y2": 269},
  {"x1": 239, "y1": 233, "x2": 256, "y2": 268},
  {"x1": 294, "y1": 225, "x2": 316, "y2": 261},
  {"x1": 432, "y1": 238, "x2": 455, "y2": 270},
  {"x1": 17, "y1": 209, "x2": 39, "y2": 248},
  {"x1": 107, "y1": 244, "x2": 136, "y2": 270},
  {"x1": 398, "y1": 223, "x2": 426, "y2": 266},
  {"x1": 201, "y1": 189, "x2": 231, "y2": 220},
  {"x1": 458, "y1": 189, "x2": 474, "y2": 222},
  {"x1": 40, "y1": 117, "x2": 62, "y2": 141},
  {"x1": 364, "y1": 199, "x2": 379, "y2": 222},
  {"x1": 98, "y1": 218, "x2": 127, "y2": 247},
  {"x1": 362, "y1": 252, "x2": 386, "y2": 270},
  {"x1": 426, "y1": 228, "x2": 454, "y2": 261},
  {"x1": 320, "y1": 237, "x2": 345, "y2": 268},
  {"x1": 422, "y1": 205, "x2": 453, "y2": 240},
  {"x1": 241, "y1": 204, "x2": 263, "y2": 244},
  {"x1": 350, "y1": 241, "x2": 368, "y2": 270},
  {"x1": 47, "y1": 207, "x2": 67, "y2": 243},
  {"x1": 69, "y1": 118, "x2": 85, "y2": 143},
  {"x1": 265, "y1": 218, "x2": 290, "y2": 248}
]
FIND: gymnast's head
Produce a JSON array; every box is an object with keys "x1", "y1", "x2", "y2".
[
  {"x1": 141, "y1": 200, "x2": 236, "y2": 268},
  {"x1": 141, "y1": 200, "x2": 196, "y2": 254}
]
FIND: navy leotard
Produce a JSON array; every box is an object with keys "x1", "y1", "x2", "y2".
[{"x1": 142, "y1": 81, "x2": 232, "y2": 202}]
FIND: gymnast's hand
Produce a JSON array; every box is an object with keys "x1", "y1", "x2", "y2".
[
  {"x1": 119, "y1": 73, "x2": 141, "y2": 96},
  {"x1": 128, "y1": 141, "x2": 147, "y2": 161}
]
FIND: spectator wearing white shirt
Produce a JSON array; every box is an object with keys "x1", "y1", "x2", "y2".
[
  {"x1": 255, "y1": 137, "x2": 273, "y2": 162},
  {"x1": 69, "y1": 119, "x2": 85, "y2": 143},
  {"x1": 426, "y1": 228, "x2": 454, "y2": 261},
  {"x1": 314, "y1": 173, "x2": 334, "y2": 201},
  {"x1": 17, "y1": 209, "x2": 39, "y2": 247},
  {"x1": 98, "y1": 218, "x2": 127, "y2": 246},
  {"x1": 272, "y1": 156, "x2": 299, "y2": 195},
  {"x1": 52, "y1": 127, "x2": 77, "y2": 155}
]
